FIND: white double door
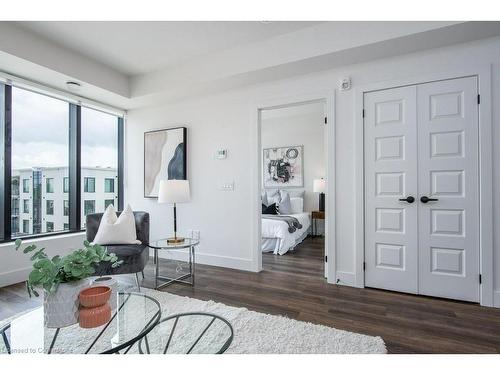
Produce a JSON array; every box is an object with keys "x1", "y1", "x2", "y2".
[{"x1": 364, "y1": 76, "x2": 480, "y2": 302}]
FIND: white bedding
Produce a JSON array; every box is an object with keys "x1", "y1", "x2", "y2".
[{"x1": 261, "y1": 212, "x2": 311, "y2": 255}]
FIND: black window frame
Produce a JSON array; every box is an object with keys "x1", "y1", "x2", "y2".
[{"x1": 0, "y1": 83, "x2": 124, "y2": 243}]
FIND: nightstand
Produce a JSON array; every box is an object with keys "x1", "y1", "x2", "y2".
[{"x1": 311, "y1": 210, "x2": 325, "y2": 237}]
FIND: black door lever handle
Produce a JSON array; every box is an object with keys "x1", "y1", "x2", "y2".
[
  {"x1": 420, "y1": 196, "x2": 438, "y2": 203},
  {"x1": 399, "y1": 196, "x2": 415, "y2": 203}
]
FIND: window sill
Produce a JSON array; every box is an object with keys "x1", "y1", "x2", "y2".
[{"x1": 0, "y1": 230, "x2": 86, "y2": 246}]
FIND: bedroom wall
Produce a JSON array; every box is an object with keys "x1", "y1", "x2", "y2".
[
  {"x1": 260, "y1": 102, "x2": 326, "y2": 214},
  {"x1": 125, "y1": 35, "x2": 500, "y2": 306}
]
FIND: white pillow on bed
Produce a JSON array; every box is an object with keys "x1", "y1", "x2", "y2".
[{"x1": 290, "y1": 197, "x2": 304, "y2": 214}]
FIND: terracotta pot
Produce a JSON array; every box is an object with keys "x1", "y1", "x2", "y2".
[
  {"x1": 44, "y1": 278, "x2": 91, "y2": 328},
  {"x1": 79, "y1": 303, "x2": 112, "y2": 328},
  {"x1": 79, "y1": 286, "x2": 111, "y2": 308},
  {"x1": 92, "y1": 276, "x2": 118, "y2": 310}
]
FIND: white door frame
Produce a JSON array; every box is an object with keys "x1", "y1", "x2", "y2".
[
  {"x1": 354, "y1": 65, "x2": 494, "y2": 306},
  {"x1": 250, "y1": 90, "x2": 336, "y2": 283}
]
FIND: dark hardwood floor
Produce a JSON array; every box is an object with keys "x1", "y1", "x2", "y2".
[{"x1": 2, "y1": 236, "x2": 499, "y2": 353}]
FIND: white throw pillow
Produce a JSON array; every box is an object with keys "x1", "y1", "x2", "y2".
[
  {"x1": 290, "y1": 197, "x2": 304, "y2": 214},
  {"x1": 92, "y1": 204, "x2": 141, "y2": 245}
]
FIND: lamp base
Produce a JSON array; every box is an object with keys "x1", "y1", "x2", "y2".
[{"x1": 167, "y1": 236, "x2": 185, "y2": 244}]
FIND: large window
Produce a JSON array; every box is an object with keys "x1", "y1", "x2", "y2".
[
  {"x1": 9, "y1": 87, "x2": 68, "y2": 237},
  {"x1": 81, "y1": 107, "x2": 119, "y2": 228},
  {"x1": 0, "y1": 82, "x2": 123, "y2": 241}
]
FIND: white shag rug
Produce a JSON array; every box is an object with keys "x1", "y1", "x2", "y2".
[{"x1": 1, "y1": 288, "x2": 386, "y2": 354}]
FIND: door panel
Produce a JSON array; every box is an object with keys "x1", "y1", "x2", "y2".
[
  {"x1": 364, "y1": 86, "x2": 418, "y2": 293},
  {"x1": 417, "y1": 77, "x2": 479, "y2": 302}
]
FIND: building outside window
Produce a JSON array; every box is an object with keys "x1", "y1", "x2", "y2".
[
  {"x1": 46, "y1": 200, "x2": 54, "y2": 215},
  {"x1": 63, "y1": 223, "x2": 69, "y2": 230},
  {"x1": 63, "y1": 200, "x2": 69, "y2": 216},
  {"x1": 104, "y1": 199, "x2": 115, "y2": 208},
  {"x1": 46, "y1": 178, "x2": 55, "y2": 193},
  {"x1": 104, "y1": 178, "x2": 115, "y2": 193},
  {"x1": 11, "y1": 218, "x2": 19, "y2": 235},
  {"x1": 63, "y1": 177, "x2": 69, "y2": 193},
  {"x1": 84, "y1": 177, "x2": 95, "y2": 193},
  {"x1": 23, "y1": 179, "x2": 30, "y2": 193},
  {"x1": 22, "y1": 220, "x2": 29, "y2": 234},
  {"x1": 23, "y1": 199, "x2": 30, "y2": 214},
  {"x1": 46, "y1": 222, "x2": 54, "y2": 232},
  {"x1": 84, "y1": 200, "x2": 95, "y2": 216}
]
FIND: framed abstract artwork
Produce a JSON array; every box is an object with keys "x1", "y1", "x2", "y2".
[
  {"x1": 144, "y1": 127, "x2": 187, "y2": 198},
  {"x1": 263, "y1": 145, "x2": 303, "y2": 188}
]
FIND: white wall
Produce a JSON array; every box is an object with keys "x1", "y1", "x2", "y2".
[
  {"x1": 125, "y1": 36, "x2": 500, "y2": 305},
  {"x1": 261, "y1": 102, "x2": 326, "y2": 213}
]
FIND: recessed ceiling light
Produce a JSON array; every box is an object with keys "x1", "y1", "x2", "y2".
[{"x1": 66, "y1": 81, "x2": 81, "y2": 92}]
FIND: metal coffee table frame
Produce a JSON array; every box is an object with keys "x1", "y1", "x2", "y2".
[
  {"x1": 0, "y1": 292, "x2": 161, "y2": 354},
  {"x1": 137, "y1": 312, "x2": 234, "y2": 354},
  {"x1": 148, "y1": 239, "x2": 199, "y2": 290}
]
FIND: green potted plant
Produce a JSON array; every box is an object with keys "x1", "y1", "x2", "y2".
[{"x1": 15, "y1": 239, "x2": 122, "y2": 328}]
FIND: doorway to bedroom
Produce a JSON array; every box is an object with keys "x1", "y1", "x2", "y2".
[{"x1": 259, "y1": 100, "x2": 327, "y2": 277}]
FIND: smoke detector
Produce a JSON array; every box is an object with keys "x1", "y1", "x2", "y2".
[{"x1": 66, "y1": 81, "x2": 81, "y2": 92}]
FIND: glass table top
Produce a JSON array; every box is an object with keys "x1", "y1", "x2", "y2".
[
  {"x1": 151, "y1": 238, "x2": 200, "y2": 249},
  {"x1": 0, "y1": 292, "x2": 161, "y2": 354}
]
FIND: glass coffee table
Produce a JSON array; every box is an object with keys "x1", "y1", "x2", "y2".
[
  {"x1": 149, "y1": 238, "x2": 199, "y2": 290},
  {"x1": 0, "y1": 292, "x2": 161, "y2": 354},
  {"x1": 138, "y1": 312, "x2": 233, "y2": 354}
]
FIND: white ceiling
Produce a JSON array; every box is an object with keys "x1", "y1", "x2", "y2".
[{"x1": 16, "y1": 21, "x2": 321, "y2": 76}]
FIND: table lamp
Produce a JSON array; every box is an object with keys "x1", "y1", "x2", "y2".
[
  {"x1": 158, "y1": 179, "x2": 190, "y2": 244},
  {"x1": 313, "y1": 178, "x2": 326, "y2": 212}
]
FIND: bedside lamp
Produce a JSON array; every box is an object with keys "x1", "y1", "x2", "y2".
[
  {"x1": 158, "y1": 179, "x2": 190, "y2": 244},
  {"x1": 313, "y1": 178, "x2": 326, "y2": 212}
]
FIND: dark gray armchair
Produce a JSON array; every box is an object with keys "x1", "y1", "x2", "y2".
[{"x1": 86, "y1": 211, "x2": 150, "y2": 290}]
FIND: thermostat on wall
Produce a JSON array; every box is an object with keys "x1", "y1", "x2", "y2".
[{"x1": 216, "y1": 149, "x2": 228, "y2": 159}]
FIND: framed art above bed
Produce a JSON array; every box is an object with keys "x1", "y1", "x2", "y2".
[
  {"x1": 263, "y1": 145, "x2": 303, "y2": 188},
  {"x1": 144, "y1": 126, "x2": 187, "y2": 198}
]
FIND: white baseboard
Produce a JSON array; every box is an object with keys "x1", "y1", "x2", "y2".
[
  {"x1": 150, "y1": 248, "x2": 254, "y2": 272},
  {"x1": 335, "y1": 271, "x2": 357, "y2": 287},
  {"x1": 494, "y1": 290, "x2": 500, "y2": 308}
]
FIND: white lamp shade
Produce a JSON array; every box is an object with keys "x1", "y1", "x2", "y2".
[
  {"x1": 313, "y1": 178, "x2": 326, "y2": 193},
  {"x1": 158, "y1": 180, "x2": 190, "y2": 204}
]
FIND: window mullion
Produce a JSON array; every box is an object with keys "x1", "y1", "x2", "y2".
[
  {"x1": 0, "y1": 84, "x2": 12, "y2": 241},
  {"x1": 69, "y1": 104, "x2": 81, "y2": 231},
  {"x1": 118, "y1": 117, "x2": 124, "y2": 211}
]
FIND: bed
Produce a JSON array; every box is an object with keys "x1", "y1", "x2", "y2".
[{"x1": 262, "y1": 212, "x2": 311, "y2": 255}]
